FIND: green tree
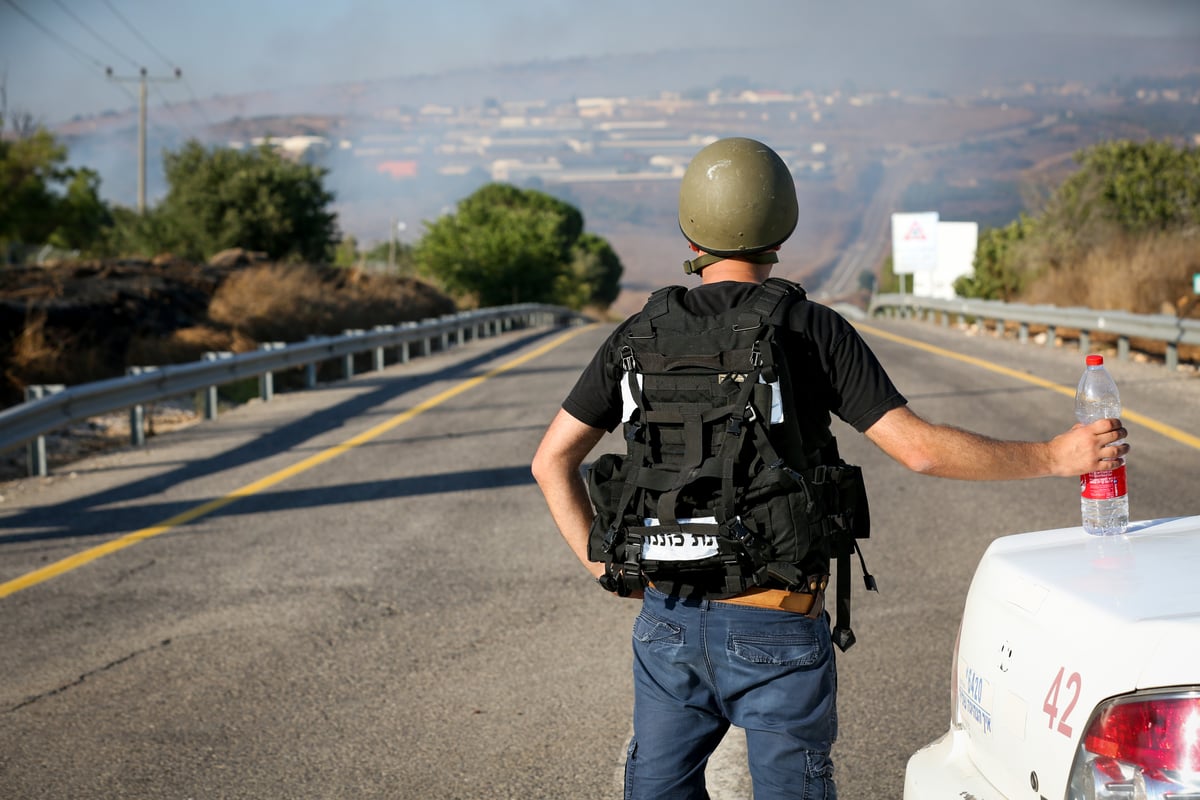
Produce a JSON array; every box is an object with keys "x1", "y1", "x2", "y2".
[
  {"x1": 48, "y1": 167, "x2": 112, "y2": 250},
  {"x1": 150, "y1": 141, "x2": 339, "y2": 263},
  {"x1": 334, "y1": 233, "x2": 359, "y2": 268},
  {"x1": 0, "y1": 117, "x2": 111, "y2": 259},
  {"x1": 416, "y1": 183, "x2": 599, "y2": 307},
  {"x1": 955, "y1": 140, "x2": 1198, "y2": 302},
  {"x1": 1064, "y1": 139, "x2": 1200, "y2": 233},
  {"x1": 362, "y1": 238, "x2": 416, "y2": 274},
  {"x1": 560, "y1": 232, "x2": 623, "y2": 308},
  {"x1": 857, "y1": 270, "x2": 876, "y2": 293},
  {"x1": 954, "y1": 215, "x2": 1036, "y2": 301},
  {"x1": 877, "y1": 255, "x2": 900, "y2": 294}
]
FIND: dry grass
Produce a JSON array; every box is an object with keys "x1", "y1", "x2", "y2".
[
  {"x1": 4, "y1": 311, "x2": 66, "y2": 381},
  {"x1": 1, "y1": 261, "x2": 457, "y2": 410},
  {"x1": 1021, "y1": 230, "x2": 1200, "y2": 316},
  {"x1": 208, "y1": 263, "x2": 455, "y2": 342},
  {"x1": 3, "y1": 310, "x2": 116, "y2": 390},
  {"x1": 125, "y1": 326, "x2": 257, "y2": 365}
]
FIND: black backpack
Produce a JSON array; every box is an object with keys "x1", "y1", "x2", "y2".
[{"x1": 586, "y1": 277, "x2": 875, "y2": 650}]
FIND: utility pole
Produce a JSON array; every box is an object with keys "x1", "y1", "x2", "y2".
[
  {"x1": 388, "y1": 217, "x2": 396, "y2": 270},
  {"x1": 106, "y1": 66, "x2": 181, "y2": 213}
]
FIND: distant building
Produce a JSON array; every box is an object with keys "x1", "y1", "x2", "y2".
[
  {"x1": 245, "y1": 135, "x2": 330, "y2": 160},
  {"x1": 377, "y1": 161, "x2": 419, "y2": 179}
]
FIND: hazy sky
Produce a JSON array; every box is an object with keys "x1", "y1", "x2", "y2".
[{"x1": 2, "y1": 0, "x2": 1199, "y2": 125}]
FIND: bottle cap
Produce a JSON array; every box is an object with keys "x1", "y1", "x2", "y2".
[{"x1": 1086, "y1": 354, "x2": 1104, "y2": 366}]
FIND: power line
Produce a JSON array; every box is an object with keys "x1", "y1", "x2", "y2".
[
  {"x1": 150, "y1": 85, "x2": 191, "y2": 131},
  {"x1": 48, "y1": 0, "x2": 139, "y2": 70},
  {"x1": 100, "y1": 0, "x2": 174, "y2": 72},
  {"x1": 2, "y1": 0, "x2": 106, "y2": 72},
  {"x1": 1, "y1": 0, "x2": 139, "y2": 107},
  {"x1": 100, "y1": 0, "x2": 213, "y2": 127}
]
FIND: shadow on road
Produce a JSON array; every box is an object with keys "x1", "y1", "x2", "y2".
[{"x1": 0, "y1": 329, "x2": 559, "y2": 547}]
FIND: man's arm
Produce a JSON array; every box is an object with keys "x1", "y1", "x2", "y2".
[
  {"x1": 864, "y1": 405, "x2": 1129, "y2": 480},
  {"x1": 531, "y1": 408, "x2": 608, "y2": 578}
]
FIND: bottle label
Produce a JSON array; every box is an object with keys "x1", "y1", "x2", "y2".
[{"x1": 1080, "y1": 464, "x2": 1127, "y2": 500}]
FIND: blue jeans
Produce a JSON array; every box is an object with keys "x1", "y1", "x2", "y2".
[{"x1": 624, "y1": 586, "x2": 838, "y2": 800}]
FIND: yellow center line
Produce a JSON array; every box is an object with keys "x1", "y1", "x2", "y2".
[
  {"x1": 856, "y1": 321, "x2": 1200, "y2": 451},
  {"x1": 0, "y1": 324, "x2": 597, "y2": 600}
]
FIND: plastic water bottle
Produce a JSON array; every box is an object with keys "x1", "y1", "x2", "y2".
[{"x1": 1074, "y1": 354, "x2": 1128, "y2": 535}]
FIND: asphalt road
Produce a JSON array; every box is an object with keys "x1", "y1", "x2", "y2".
[{"x1": 1, "y1": 314, "x2": 1196, "y2": 799}]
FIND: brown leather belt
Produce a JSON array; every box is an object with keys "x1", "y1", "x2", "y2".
[{"x1": 714, "y1": 586, "x2": 825, "y2": 618}]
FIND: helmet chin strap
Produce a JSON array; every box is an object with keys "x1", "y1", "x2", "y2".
[{"x1": 683, "y1": 249, "x2": 778, "y2": 275}]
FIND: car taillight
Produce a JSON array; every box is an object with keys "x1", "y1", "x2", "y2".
[{"x1": 1068, "y1": 691, "x2": 1200, "y2": 800}]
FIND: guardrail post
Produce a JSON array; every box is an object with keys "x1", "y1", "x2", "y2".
[
  {"x1": 304, "y1": 336, "x2": 322, "y2": 388},
  {"x1": 259, "y1": 343, "x2": 284, "y2": 401},
  {"x1": 342, "y1": 330, "x2": 364, "y2": 380},
  {"x1": 130, "y1": 403, "x2": 146, "y2": 446},
  {"x1": 372, "y1": 325, "x2": 394, "y2": 372},
  {"x1": 399, "y1": 322, "x2": 417, "y2": 363},
  {"x1": 201, "y1": 351, "x2": 233, "y2": 420},
  {"x1": 1080, "y1": 331, "x2": 1091, "y2": 354},
  {"x1": 1046, "y1": 325, "x2": 1057, "y2": 347},
  {"x1": 126, "y1": 366, "x2": 157, "y2": 447},
  {"x1": 1019, "y1": 322, "x2": 1029, "y2": 345},
  {"x1": 24, "y1": 384, "x2": 61, "y2": 477},
  {"x1": 1166, "y1": 342, "x2": 1179, "y2": 372},
  {"x1": 1117, "y1": 336, "x2": 1130, "y2": 361}
]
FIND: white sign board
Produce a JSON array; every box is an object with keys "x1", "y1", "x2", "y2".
[
  {"x1": 913, "y1": 221, "x2": 979, "y2": 300},
  {"x1": 891, "y1": 212, "x2": 939, "y2": 275}
]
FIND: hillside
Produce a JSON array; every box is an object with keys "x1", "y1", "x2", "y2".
[
  {"x1": 0, "y1": 255, "x2": 456, "y2": 411},
  {"x1": 48, "y1": 38, "x2": 1200, "y2": 314}
]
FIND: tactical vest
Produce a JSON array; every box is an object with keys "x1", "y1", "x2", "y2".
[{"x1": 586, "y1": 278, "x2": 875, "y2": 651}]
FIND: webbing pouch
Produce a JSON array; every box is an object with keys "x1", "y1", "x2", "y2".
[
  {"x1": 818, "y1": 463, "x2": 871, "y2": 542},
  {"x1": 821, "y1": 463, "x2": 875, "y2": 652},
  {"x1": 585, "y1": 452, "x2": 631, "y2": 562},
  {"x1": 739, "y1": 465, "x2": 820, "y2": 566}
]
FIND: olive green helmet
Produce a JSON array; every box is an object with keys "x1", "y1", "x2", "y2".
[{"x1": 678, "y1": 137, "x2": 798, "y2": 274}]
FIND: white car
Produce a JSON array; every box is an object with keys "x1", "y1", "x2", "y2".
[{"x1": 904, "y1": 515, "x2": 1200, "y2": 800}]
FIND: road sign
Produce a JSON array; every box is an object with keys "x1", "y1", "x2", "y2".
[
  {"x1": 892, "y1": 212, "x2": 939, "y2": 275},
  {"x1": 912, "y1": 221, "x2": 978, "y2": 300}
]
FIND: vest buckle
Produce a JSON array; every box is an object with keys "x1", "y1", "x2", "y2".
[
  {"x1": 619, "y1": 345, "x2": 637, "y2": 372},
  {"x1": 750, "y1": 341, "x2": 764, "y2": 368}
]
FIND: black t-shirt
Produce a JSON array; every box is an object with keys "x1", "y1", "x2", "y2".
[{"x1": 564, "y1": 281, "x2": 906, "y2": 436}]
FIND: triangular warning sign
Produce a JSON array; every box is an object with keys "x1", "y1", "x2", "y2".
[{"x1": 904, "y1": 221, "x2": 926, "y2": 241}]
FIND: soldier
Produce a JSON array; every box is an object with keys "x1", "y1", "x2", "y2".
[{"x1": 532, "y1": 137, "x2": 1128, "y2": 799}]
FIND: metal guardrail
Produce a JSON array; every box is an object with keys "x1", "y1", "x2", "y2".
[
  {"x1": 2, "y1": 304, "x2": 584, "y2": 476},
  {"x1": 868, "y1": 294, "x2": 1200, "y2": 371}
]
